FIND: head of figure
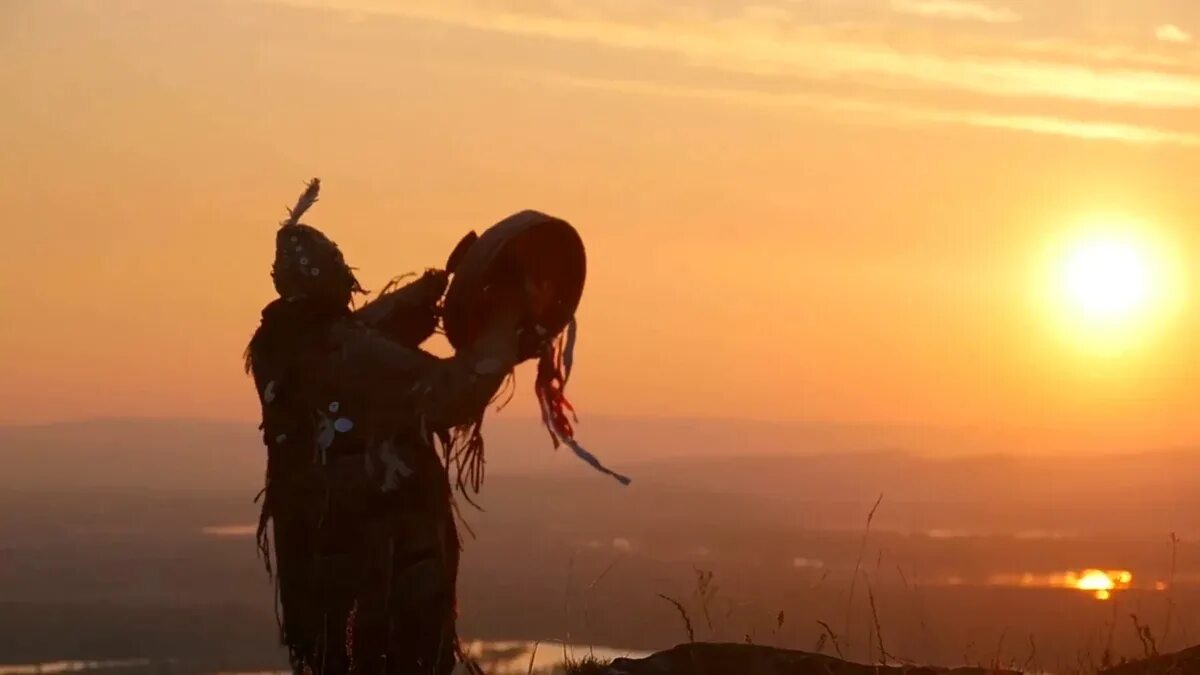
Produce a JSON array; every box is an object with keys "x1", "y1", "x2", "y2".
[{"x1": 272, "y1": 222, "x2": 363, "y2": 308}]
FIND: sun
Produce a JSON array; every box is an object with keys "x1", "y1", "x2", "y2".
[
  {"x1": 1060, "y1": 235, "x2": 1153, "y2": 321},
  {"x1": 1039, "y1": 218, "x2": 1182, "y2": 354}
]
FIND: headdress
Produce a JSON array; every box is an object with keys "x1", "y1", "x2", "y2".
[{"x1": 271, "y1": 178, "x2": 364, "y2": 305}]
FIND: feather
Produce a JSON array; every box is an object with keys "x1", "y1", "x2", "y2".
[{"x1": 281, "y1": 178, "x2": 321, "y2": 228}]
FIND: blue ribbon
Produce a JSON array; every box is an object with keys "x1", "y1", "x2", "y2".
[{"x1": 564, "y1": 437, "x2": 632, "y2": 486}]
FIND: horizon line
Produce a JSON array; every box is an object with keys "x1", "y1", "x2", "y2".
[{"x1": 2, "y1": 415, "x2": 1196, "y2": 458}]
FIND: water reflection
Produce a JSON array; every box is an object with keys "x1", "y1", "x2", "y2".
[
  {"x1": 0, "y1": 644, "x2": 646, "y2": 675},
  {"x1": 985, "y1": 568, "x2": 1135, "y2": 600},
  {"x1": 920, "y1": 529, "x2": 1074, "y2": 540},
  {"x1": 0, "y1": 659, "x2": 151, "y2": 675},
  {"x1": 460, "y1": 640, "x2": 649, "y2": 674},
  {"x1": 201, "y1": 524, "x2": 257, "y2": 537}
]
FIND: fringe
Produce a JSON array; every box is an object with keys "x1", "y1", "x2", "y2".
[
  {"x1": 441, "y1": 420, "x2": 487, "y2": 505},
  {"x1": 535, "y1": 319, "x2": 631, "y2": 486}
]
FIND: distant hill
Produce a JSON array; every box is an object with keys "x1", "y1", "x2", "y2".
[
  {"x1": 2, "y1": 417, "x2": 1198, "y2": 535},
  {"x1": 0, "y1": 418, "x2": 265, "y2": 493},
  {"x1": 0, "y1": 415, "x2": 1000, "y2": 492}
]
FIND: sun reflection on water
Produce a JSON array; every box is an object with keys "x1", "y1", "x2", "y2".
[
  {"x1": 1068, "y1": 569, "x2": 1131, "y2": 600},
  {"x1": 985, "y1": 568, "x2": 1134, "y2": 600}
]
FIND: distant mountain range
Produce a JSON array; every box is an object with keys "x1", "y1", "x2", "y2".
[{"x1": 3, "y1": 417, "x2": 1198, "y2": 536}]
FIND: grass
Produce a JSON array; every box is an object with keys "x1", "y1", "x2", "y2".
[
  {"x1": 544, "y1": 502, "x2": 1187, "y2": 675},
  {"x1": 562, "y1": 654, "x2": 611, "y2": 674}
]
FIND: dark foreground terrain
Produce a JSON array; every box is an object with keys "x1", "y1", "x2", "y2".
[
  {"x1": 3, "y1": 420, "x2": 1199, "y2": 673},
  {"x1": 594, "y1": 642, "x2": 1200, "y2": 675}
]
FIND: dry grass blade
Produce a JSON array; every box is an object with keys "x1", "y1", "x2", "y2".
[
  {"x1": 1131, "y1": 613, "x2": 1159, "y2": 658},
  {"x1": 1100, "y1": 598, "x2": 1117, "y2": 670},
  {"x1": 692, "y1": 568, "x2": 717, "y2": 632},
  {"x1": 843, "y1": 493, "x2": 884, "y2": 646},
  {"x1": 657, "y1": 593, "x2": 696, "y2": 643},
  {"x1": 563, "y1": 553, "x2": 575, "y2": 662},
  {"x1": 866, "y1": 577, "x2": 887, "y2": 665},
  {"x1": 583, "y1": 557, "x2": 621, "y2": 650},
  {"x1": 816, "y1": 620, "x2": 844, "y2": 659},
  {"x1": 527, "y1": 641, "x2": 540, "y2": 675},
  {"x1": 1164, "y1": 532, "x2": 1178, "y2": 646},
  {"x1": 991, "y1": 628, "x2": 1007, "y2": 672},
  {"x1": 588, "y1": 558, "x2": 619, "y2": 593},
  {"x1": 1021, "y1": 634, "x2": 1038, "y2": 672}
]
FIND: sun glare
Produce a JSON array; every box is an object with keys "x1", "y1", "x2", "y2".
[
  {"x1": 1040, "y1": 218, "x2": 1183, "y2": 355},
  {"x1": 1061, "y1": 237, "x2": 1152, "y2": 320}
]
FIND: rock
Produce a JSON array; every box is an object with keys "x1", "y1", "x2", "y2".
[
  {"x1": 601, "y1": 643, "x2": 1020, "y2": 675},
  {"x1": 1099, "y1": 644, "x2": 1200, "y2": 674}
]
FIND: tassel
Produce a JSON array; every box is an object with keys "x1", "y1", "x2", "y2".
[
  {"x1": 563, "y1": 318, "x2": 578, "y2": 384},
  {"x1": 534, "y1": 325, "x2": 630, "y2": 486}
]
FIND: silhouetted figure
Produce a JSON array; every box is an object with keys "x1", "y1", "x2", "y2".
[{"x1": 245, "y1": 179, "x2": 526, "y2": 675}]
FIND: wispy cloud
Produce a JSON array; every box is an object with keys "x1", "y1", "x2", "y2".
[
  {"x1": 281, "y1": 1, "x2": 1200, "y2": 108},
  {"x1": 1155, "y1": 24, "x2": 1192, "y2": 44},
  {"x1": 256, "y1": 0, "x2": 1200, "y2": 146},
  {"x1": 535, "y1": 71, "x2": 1200, "y2": 147},
  {"x1": 890, "y1": 0, "x2": 1020, "y2": 24}
]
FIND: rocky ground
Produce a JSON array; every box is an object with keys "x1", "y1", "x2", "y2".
[
  {"x1": 572, "y1": 642, "x2": 1200, "y2": 675},
  {"x1": 1098, "y1": 645, "x2": 1200, "y2": 675}
]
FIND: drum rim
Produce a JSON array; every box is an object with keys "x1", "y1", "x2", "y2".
[{"x1": 442, "y1": 210, "x2": 586, "y2": 351}]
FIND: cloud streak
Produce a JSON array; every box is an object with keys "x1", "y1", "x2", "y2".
[
  {"x1": 890, "y1": 0, "x2": 1020, "y2": 24},
  {"x1": 1155, "y1": 24, "x2": 1192, "y2": 44},
  {"x1": 257, "y1": 0, "x2": 1200, "y2": 146},
  {"x1": 534, "y1": 71, "x2": 1200, "y2": 147},
  {"x1": 269, "y1": 1, "x2": 1200, "y2": 109}
]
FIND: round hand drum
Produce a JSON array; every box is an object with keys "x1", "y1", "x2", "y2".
[{"x1": 442, "y1": 210, "x2": 586, "y2": 357}]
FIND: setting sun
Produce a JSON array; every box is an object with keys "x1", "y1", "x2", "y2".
[
  {"x1": 1061, "y1": 235, "x2": 1153, "y2": 321},
  {"x1": 1039, "y1": 218, "x2": 1185, "y2": 356}
]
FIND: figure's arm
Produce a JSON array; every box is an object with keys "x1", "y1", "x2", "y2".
[
  {"x1": 330, "y1": 285, "x2": 526, "y2": 432},
  {"x1": 408, "y1": 308, "x2": 522, "y2": 429},
  {"x1": 351, "y1": 231, "x2": 482, "y2": 348},
  {"x1": 353, "y1": 269, "x2": 448, "y2": 348}
]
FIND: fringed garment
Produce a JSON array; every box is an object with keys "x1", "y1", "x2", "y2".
[
  {"x1": 247, "y1": 271, "x2": 512, "y2": 675},
  {"x1": 247, "y1": 181, "x2": 626, "y2": 675}
]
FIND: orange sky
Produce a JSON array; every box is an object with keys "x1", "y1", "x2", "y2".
[{"x1": 0, "y1": 0, "x2": 1197, "y2": 452}]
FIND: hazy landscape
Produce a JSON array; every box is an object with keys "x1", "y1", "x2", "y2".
[
  {"x1": 5, "y1": 0, "x2": 1200, "y2": 673},
  {"x1": 3, "y1": 419, "x2": 1198, "y2": 673}
]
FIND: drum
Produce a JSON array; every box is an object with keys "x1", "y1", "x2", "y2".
[{"x1": 442, "y1": 210, "x2": 586, "y2": 356}]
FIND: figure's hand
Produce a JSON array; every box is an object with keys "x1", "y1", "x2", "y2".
[
  {"x1": 416, "y1": 269, "x2": 450, "y2": 305},
  {"x1": 463, "y1": 280, "x2": 524, "y2": 368},
  {"x1": 355, "y1": 268, "x2": 449, "y2": 347},
  {"x1": 480, "y1": 277, "x2": 527, "y2": 332},
  {"x1": 473, "y1": 254, "x2": 556, "y2": 361}
]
